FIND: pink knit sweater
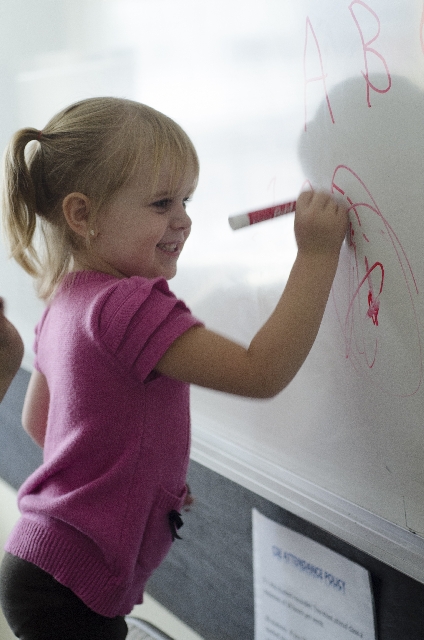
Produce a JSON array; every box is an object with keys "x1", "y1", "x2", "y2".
[{"x1": 5, "y1": 271, "x2": 202, "y2": 617}]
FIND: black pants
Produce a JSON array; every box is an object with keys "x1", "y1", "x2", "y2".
[{"x1": 0, "y1": 552, "x2": 128, "y2": 639}]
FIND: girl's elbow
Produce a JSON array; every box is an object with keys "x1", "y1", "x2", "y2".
[
  {"x1": 245, "y1": 377, "x2": 289, "y2": 399},
  {"x1": 255, "y1": 386, "x2": 285, "y2": 400}
]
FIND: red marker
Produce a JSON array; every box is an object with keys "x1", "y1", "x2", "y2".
[{"x1": 229, "y1": 200, "x2": 296, "y2": 230}]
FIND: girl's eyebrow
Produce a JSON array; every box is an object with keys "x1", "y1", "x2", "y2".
[
  {"x1": 151, "y1": 181, "x2": 196, "y2": 200},
  {"x1": 151, "y1": 191, "x2": 171, "y2": 200}
]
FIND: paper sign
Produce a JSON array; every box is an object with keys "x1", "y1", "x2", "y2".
[{"x1": 253, "y1": 509, "x2": 376, "y2": 640}]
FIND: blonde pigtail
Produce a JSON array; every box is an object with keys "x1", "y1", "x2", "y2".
[{"x1": 2, "y1": 129, "x2": 42, "y2": 277}]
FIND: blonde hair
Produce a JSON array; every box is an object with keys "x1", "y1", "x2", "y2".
[{"x1": 1, "y1": 97, "x2": 199, "y2": 300}]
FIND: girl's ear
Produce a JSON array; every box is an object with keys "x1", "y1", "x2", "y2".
[{"x1": 62, "y1": 192, "x2": 92, "y2": 238}]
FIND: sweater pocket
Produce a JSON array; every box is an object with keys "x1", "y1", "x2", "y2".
[{"x1": 137, "y1": 485, "x2": 187, "y2": 576}]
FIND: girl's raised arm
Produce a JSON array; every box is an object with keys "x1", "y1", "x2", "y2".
[{"x1": 155, "y1": 191, "x2": 348, "y2": 398}]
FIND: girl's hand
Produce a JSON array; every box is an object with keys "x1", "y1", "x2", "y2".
[
  {"x1": 0, "y1": 298, "x2": 24, "y2": 402},
  {"x1": 294, "y1": 191, "x2": 349, "y2": 258}
]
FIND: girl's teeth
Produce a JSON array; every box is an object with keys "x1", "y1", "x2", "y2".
[{"x1": 158, "y1": 243, "x2": 178, "y2": 252}]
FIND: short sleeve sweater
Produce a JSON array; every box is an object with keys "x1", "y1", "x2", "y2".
[{"x1": 5, "y1": 271, "x2": 203, "y2": 617}]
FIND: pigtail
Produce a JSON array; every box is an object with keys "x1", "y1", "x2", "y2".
[{"x1": 2, "y1": 128, "x2": 42, "y2": 277}]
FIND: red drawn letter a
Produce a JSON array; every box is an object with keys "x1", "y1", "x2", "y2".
[{"x1": 303, "y1": 17, "x2": 335, "y2": 131}]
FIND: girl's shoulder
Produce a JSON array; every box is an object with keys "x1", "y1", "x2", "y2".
[
  {"x1": 92, "y1": 274, "x2": 178, "y2": 320},
  {"x1": 38, "y1": 272, "x2": 179, "y2": 342},
  {"x1": 102, "y1": 273, "x2": 172, "y2": 303},
  {"x1": 36, "y1": 271, "x2": 199, "y2": 379},
  {"x1": 88, "y1": 274, "x2": 198, "y2": 376},
  {"x1": 55, "y1": 271, "x2": 176, "y2": 308}
]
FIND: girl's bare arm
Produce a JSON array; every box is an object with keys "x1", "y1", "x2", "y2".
[
  {"x1": 22, "y1": 369, "x2": 49, "y2": 447},
  {"x1": 155, "y1": 191, "x2": 348, "y2": 398}
]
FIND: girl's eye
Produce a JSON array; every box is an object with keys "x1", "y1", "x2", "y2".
[
  {"x1": 151, "y1": 197, "x2": 192, "y2": 211},
  {"x1": 152, "y1": 199, "x2": 172, "y2": 210}
]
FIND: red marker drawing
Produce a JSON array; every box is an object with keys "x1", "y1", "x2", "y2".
[{"x1": 229, "y1": 200, "x2": 296, "y2": 230}]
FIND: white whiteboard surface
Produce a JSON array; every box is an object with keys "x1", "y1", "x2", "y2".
[
  {"x1": 0, "y1": 0, "x2": 423, "y2": 581},
  {"x1": 181, "y1": 0, "x2": 424, "y2": 581}
]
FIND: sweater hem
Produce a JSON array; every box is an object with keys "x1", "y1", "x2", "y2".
[{"x1": 5, "y1": 517, "x2": 145, "y2": 617}]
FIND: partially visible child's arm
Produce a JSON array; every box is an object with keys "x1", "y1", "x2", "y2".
[
  {"x1": 0, "y1": 299, "x2": 24, "y2": 402},
  {"x1": 22, "y1": 369, "x2": 49, "y2": 448},
  {"x1": 156, "y1": 191, "x2": 349, "y2": 398}
]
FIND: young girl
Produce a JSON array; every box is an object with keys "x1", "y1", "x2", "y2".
[
  {"x1": 0, "y1": 299, "x2": 23, "y2": 402},
  {"x1": 0, "y1": 97, "x2": 348, "y2": 640}
]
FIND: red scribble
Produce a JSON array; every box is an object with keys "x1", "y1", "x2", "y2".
[
  {"x1": 342, "y1": 255, "x2": 384, "y2": 365},
  {"x1": 348, "y1": 1, "x2": 391, "y2": 107},
  {"x1": 367, "y1": 290, "x2": 379, "y2": 325},
  {"x1": 365, "y1": 259, "x2": 383, "y2": 326},
  {"x1": 303, "y1": 17, "x2": 335, "y2": 131},
  {"x1": 330, "y1": 165, "x2": 422, "y2": 396}
]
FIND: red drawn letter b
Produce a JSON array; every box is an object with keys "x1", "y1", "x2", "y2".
[{"x1": 349, "y1": 0, "x2": 391, "y2": 107}]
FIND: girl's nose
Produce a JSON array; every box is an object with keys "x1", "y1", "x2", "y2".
[{"x1": 171, "y1": 204, "x2": 192, "y2": 230}]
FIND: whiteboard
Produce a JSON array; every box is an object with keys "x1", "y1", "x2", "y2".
[
  {"x1": 0, "y1": 0, "x2": 423, "y2": 580},
  {"x1": 178, "y1": 0, "x2": 424, "y2": 580}
]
